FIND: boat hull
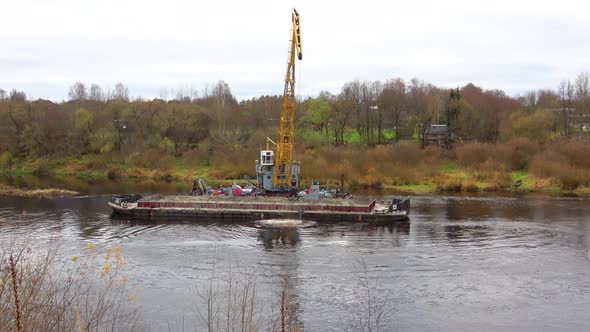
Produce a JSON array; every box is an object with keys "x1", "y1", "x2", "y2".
[{"x1": 109, "y1": 195, "x2": 410, "y2": 223}]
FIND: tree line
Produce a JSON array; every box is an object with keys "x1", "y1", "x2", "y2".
[{"x1": 1, "y1": 73, "x2": 589, "y2": 162}]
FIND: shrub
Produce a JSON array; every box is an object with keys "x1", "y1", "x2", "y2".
[
  {"x1": 82, "y1": 157, "x2": 107, "y2": 170},
  {"x1": 296, "y1": 142, "x2": 430, "y2": 188},
  {"x1": 507, "y1": 138, "x2": 539, "y2": 171},
  {"x1": 0, "y1": 244, "x2": 140, "y2": 331},
  {"x1": 344, "y1": 129, "x2": 362, "y2": 144},
  {"x1": 501, "y1": 109, "x2": 559, "y2": 144},
  {"x1": 434, "y1": 174, "x2": 462, "y2": 192},
  {"x1": 478, "y1": 159, "x2": 507, "y2": 173},
  {"x1": 361, "y1": 167, "x2": 385, "y2": 188},
  {"x1": 529, "y1": 150, "x2": 590, "y2": 189},
  {"x1": 158, "y1": 137, "x2": 176, "y2": 155},
  {"x1": 388, "y1": 164, "x2": 419, "y2": 186},
  {"x1": 462, "y1": 179, "x2": 479, "y2": 192},
  {"x1": 0, "y1": 151, "x2": 16, "y2": 170},
  {"x1": 500, "y1": 138, "x2": 538, "y2": 170},
  {"x1": 209, "y1": 155, "x2": 256, "y2": 180},
  {"x1": 552, "y1": 141, "x2": 590, "y2": 169},
  {"x1": 529, "y1": 151, "x2": 567, "y2": 177},
  {"x1": 299, "y1": 130, "x2": 333, "y2": 148},
  {"x1": 182, "y1": 144, "x2": 210, "y2": 167},
  {"x1": 31, "y1": 158, "x2": 51, "y2": 175},
  {"x1": 107, "y1": 168, "x2": 122, "y2": 180},
  {"x1": 90, "y1": 128, "x2": 116, "y2": 154},
  {"x1": 457, "y1": 143, "x2": 489, "y2": 168},
  {"x1": 457, "y1": 139, "x2": 538, "y2": 171},
  {"x1": 421, "y1": 146, "x2": 453, "y2": 167},
  {"x1": 560, "y1": 172, "x2": 581, "y2": 190},
  {"x1": 389, "y1": 141, "x2": 422, "y2": 166}
]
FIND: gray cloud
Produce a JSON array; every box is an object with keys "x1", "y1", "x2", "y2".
[{"x1": 1, "y1": 0, "x2": 588, "y2": 100}]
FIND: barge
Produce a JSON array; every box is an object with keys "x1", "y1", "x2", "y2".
[{"x1": 109, "y1": 194, "x2": 410, "y2": 223}]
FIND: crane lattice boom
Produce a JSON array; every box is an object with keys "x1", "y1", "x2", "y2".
[
  {"x1": 273, "y1": 8, "x2": 303, "y2": 188},
  {"x1": 255, "y1": 8, "x2": 302, "y2": 193}
]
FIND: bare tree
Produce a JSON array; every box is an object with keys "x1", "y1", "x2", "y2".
[
  {"x1": 190, "y1": 85, "x2": 199, "y2": 102},
  {"x1": 195, "y1": 262, "x2": 264, "y2": 332},
  {"x1": 68, "y1": 82, "x2": 87, "y2": 101},
  {"x1": 358, "y1": 81, "x2": 382, "y2": 145},
  {"x1": 536, "y1": 89, "x2": 560, "y2": 109},
  {"x1": 371, "y1": 81, "x2": 383, "y2": 145},
  {"x1": 575, "y1": 72, "x2": 590, "y2": 99},
  {"x1": 333, "y1": 95, "x2": 352, "y2": 145},
  {"x1": 427, "y1": 87, "x2": 446, "y2": 125},
  {"x1": 347, "y1": 259, "x2": 395, "y2": 332},
  {"x1": 111, "y1": 83, "x2": 129, "y2": 102},
  {"x1": 407, "y1": 78, "x2": 430, "y2": 138},
  {"x1": 341, "y1": 80, "x2": 363, "y2": 135},
  {"x1": 9, "y1": 89, "x2": 27, "y2": 102},
  {"x1": 212, "y1": 80, "x2": 234, "y2": 132},
  {"x1": 157, "y1": 88, "x2": 165, "y2": 101},
  {"x1": 574, "y1": 72, "x2": 590, "y2": 140},
  {"x1": 174, "y1": 84, "x2": 199, "y2": 103},
  {"x1": 88, "y1": 83, "x2": 104, "y2": 101},
  {"x1": 202, "y1": 83, "x2": 211, "y2": 98},
  {"x1": 381, "y1": 78, "x2": 406, "y2": 142},
  {"x1": 523, "y1": 90, "x2": 537, "y2": 111},
  {"x1": 559, "y1": 80, "x2": 574, "y2": 137},
  {"x1": 0, "y1": 88, "x2": 7, "y2": 100}
]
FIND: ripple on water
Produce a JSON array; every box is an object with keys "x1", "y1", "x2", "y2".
[{"x1": 2, "y1": 194, "x2": 590, "y2": 331}]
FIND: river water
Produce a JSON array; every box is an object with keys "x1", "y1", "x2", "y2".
[{"x1": 1, "y1": 178, "x2": 590, "y2": 331}]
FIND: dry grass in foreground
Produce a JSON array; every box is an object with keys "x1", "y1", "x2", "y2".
[
  {"x1": 0, "y1": 243, "x2": 140, "y2": 332},
  {"x1": 194, "y1": 258, "x2": 394, "y2": 332}
]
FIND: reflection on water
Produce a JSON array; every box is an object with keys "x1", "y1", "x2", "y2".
[
  {"x1": 258, "y1": 228, "x2": 301, "y2": 249},
  {"x1": 257, "y1": 227, "x2": 305, "y2": 331},
  {"x1": 0, "y1": 174, "x2": 191, "y2": 195},
  {"x1": 1, "y1": 188, "x2": 590, "y2": 331}
]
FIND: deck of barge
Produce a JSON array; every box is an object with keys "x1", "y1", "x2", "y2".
[
  {"x1": 137, "y1": 195, "x2": 376, "y2": 213},
  {"x1": 111, "y1": 194, "x2": 409, "y2": 223}
]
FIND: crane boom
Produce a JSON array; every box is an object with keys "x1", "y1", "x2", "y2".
[
  {"x1": 256, "y1": 8, "x2": 303, "y2": 194},
  {"x1": 273, "y1": 8, "x2": 302, "y2": 188}
]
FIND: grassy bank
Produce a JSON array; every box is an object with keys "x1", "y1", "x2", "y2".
[
  {"x1": 1, "y1": 153, "x2": 210, "y2": 182},
  {"x1": 3, "y1": 139, "x2": 590, "y2": 196},
  {"x1": 384, "y1": 172, "x2": 590, "y2": 196}
]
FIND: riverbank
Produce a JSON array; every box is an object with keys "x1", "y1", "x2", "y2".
[
  {"x1": 384, "y1": 169, "x2": 590, "y2": 196},
  {"x1": 0, "y1": 184, "x2": 79, "y2": 198},
  {"x1": 4, "y1": 140, "x2": 590, "y2": 197},
  {"x1": 2, "y1": 154, "x2": 590, "y2": 197}
]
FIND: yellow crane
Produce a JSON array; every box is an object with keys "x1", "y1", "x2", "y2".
[
  {"x1": 256, "y1": 8, "x2": 303, "y2": 193},
  {"x1": 274, "y1": 8, "x2": 302, "y2": 188}
]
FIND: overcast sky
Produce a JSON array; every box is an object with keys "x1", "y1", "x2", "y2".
[{"x1": 1, "y1": 0, "x2": 589, "y2": 101}]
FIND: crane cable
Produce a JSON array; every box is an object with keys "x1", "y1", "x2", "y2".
[
  {"x1": 297, "y1": 57, "x2": 302, "y2": 144},
  {"x1": 295, "y1": 12, "x2": 302, "y2": 140},
  {"x1": 296, "y1": 8, "x2": 302, "y2": 116}
]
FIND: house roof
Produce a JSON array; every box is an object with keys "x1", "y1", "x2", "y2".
[{"x1": 426, "y1": 124, "x2": 449, "y2": 135}]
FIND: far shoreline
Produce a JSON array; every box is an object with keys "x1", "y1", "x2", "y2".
[{"x1": 2, "y1": 169, "x2": 589, "y2": 199}]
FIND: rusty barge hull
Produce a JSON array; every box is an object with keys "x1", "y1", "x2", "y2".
[{"x1": 109, "y1": 195, "x2": 410, "y2": 223}]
